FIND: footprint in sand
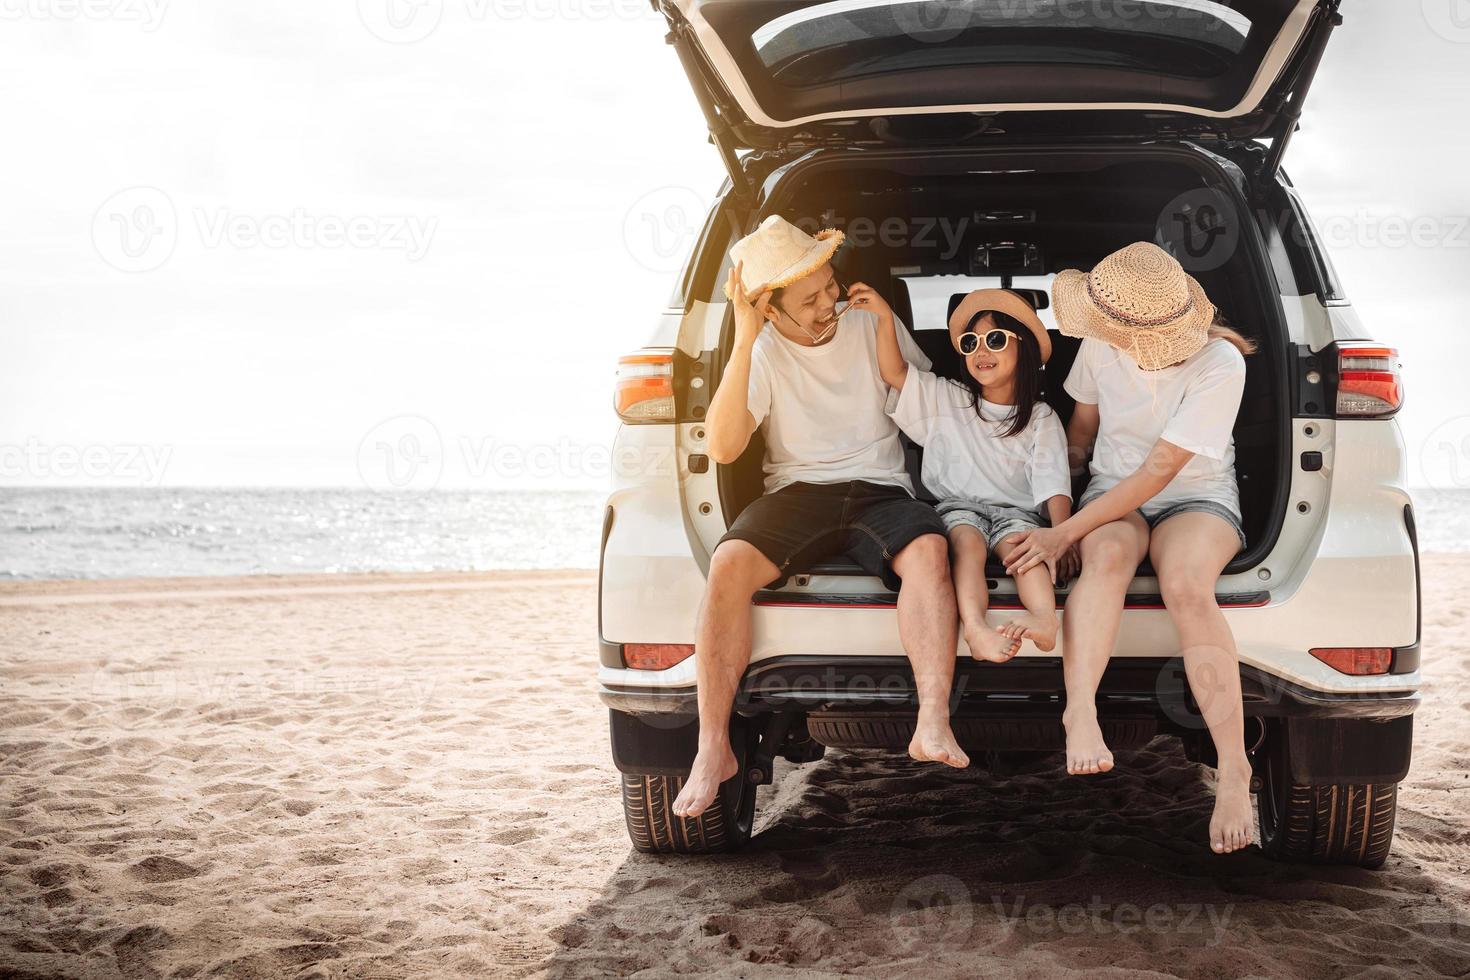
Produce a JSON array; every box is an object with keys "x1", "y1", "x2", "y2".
[{"x1": 128, "y1": 856, "x2": 201, "y2": 883}]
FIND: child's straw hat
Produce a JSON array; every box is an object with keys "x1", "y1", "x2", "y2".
[{"x1": 949, "y1": 288, "x2": 1053, "y2": 363}]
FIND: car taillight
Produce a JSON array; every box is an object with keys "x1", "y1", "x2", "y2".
[
  {"x1": 1335, "y1": 343, "x2": 1402, "y2": 417},
  {"x1": 1309, "y1": 647, "x2": 1392, "y2": 675},
  {"x1": 623, "y1": 643, "x2": 694, "y2": 670},
  {"x1": 615, "y1": 349, "x2": 675, "y2": 423}
]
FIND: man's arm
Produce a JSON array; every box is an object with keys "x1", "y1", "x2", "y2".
[
  {"x1": 707, "y1": 261, "x2": 770, "y2": 465},
  {"x1": 707, "y1": 343, "x2": 759, "y2": 465}
]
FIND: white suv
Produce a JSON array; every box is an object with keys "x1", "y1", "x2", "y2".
[{"x1": 599, "y1": 0, "x2": 1417, "y2": 866}]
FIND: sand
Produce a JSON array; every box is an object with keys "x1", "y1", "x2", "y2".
[{"x1": 1, "y1": 559, "x2": 1468, "y2": 978}]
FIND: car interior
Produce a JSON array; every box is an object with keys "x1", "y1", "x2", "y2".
[{"x1": 716, "y1": 156, "x2": 1285, "y2": 583}]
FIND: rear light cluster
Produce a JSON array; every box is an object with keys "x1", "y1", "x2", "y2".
[
  {"x1": 614, "y1": 350, "x2": 675, "y2": 423},
  {"x1": 623, "y1": 643, "x2": 694, "y2": 670},
  {"x1": 1335, "y1": 343, "x2": 1402, "y2": 418},
  {"x1": 1310, "y1": 647, "x2": 1392, "y2": 676}
]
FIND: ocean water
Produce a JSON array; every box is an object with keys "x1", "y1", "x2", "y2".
[
  {"x1": 0, "y1": 488, "x2": 606, "y2": 581},
  {"x1": 1, "y1": 487, "x2": 1466, "y2": 581}
]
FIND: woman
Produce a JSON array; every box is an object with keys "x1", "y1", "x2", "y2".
[{"x1": 1004, "y1": 242, "x2": 1257, "y2": 855}]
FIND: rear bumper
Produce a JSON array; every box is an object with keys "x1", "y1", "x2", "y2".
[{"x1": 598, "y1": 655, "x2": 1420, "y2": 723}]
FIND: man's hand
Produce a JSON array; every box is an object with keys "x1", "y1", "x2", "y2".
[
  {"x1": 728, "y1": 262, "x2": 772, "y2": 350},
  {"x1": 845, "y1": 281, "x2": 894, "y2": 324}
]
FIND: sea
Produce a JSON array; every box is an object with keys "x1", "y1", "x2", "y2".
[
  {"x1": 0, "y1": 488, "x2": 606, "y2": 581},
  {"x1": 1, "y1": 486, "x2": 1466, "y2": 581}
]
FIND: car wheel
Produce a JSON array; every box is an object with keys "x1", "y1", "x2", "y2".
[
  {"x1": 620, "y1": 771, "x2": 756, "y2": 854},
  {"x1": 1257, "y1": 724, "x2": 1398, "y2": 869},
  {"x1": 619, "y1": 718, "x2": 757, "y2": 854}
]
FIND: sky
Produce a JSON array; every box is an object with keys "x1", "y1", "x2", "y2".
[{"x1": 0, "y1": 1, "x2": 1466, "y2": 490}]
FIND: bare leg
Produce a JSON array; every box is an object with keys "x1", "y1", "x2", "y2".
[
  {"x1": 1149, "y1": 512, "x2": 1254, "y2": 854},
  {"x1": 1060, "y1": 514, "x2": 1150, "y2": 775},
  {"x1": 671, "y1": 540, "x2": 779, "y2": 818},
  {"x1": 892, "y1": 533, "x2": 970, "y2": 769},
  {"x1": 950, "y1": 525, "x2": 1019, "y2": 663},
  {"x1": 993, "y1": 532, "x2": 1060, "y2": 652}
]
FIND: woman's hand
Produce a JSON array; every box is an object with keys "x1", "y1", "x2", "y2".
[
  {"x1": 845, "y1": 281, "x2": 894, "y2": 323},
  {"x1": 727, "y1": 261, "x2": 771, "y2": 350},
  {"x1": 1004, "y1": 525, "x2": 1074, "y2": 583}
]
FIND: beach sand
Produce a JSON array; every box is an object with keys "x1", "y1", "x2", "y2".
[{"x1": 2, "y1": 560, "x2": 1468, "y2": 978}]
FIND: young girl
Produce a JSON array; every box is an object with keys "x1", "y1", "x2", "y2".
[
  {"x1": 848, "y1": 284, "x2": 1073, "y2": 663},
  {"x1": 1003, "y1": 242, "x2": 1257, "y2": 855}
]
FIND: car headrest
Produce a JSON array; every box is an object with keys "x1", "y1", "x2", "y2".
[{"x1": 946, "y1": 289, "x2": 1049, "y2": 326}]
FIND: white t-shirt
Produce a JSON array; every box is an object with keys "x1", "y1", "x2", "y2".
[
  {"x1": 1063, "y1": 336, "x2": 1246, "y2": 518},
  {"x1": 885, "y1": 366, "x2": 1071, "y2": 511},
  {"x1": 746, "y1": 308, "x2": 932, "y2": 495}
]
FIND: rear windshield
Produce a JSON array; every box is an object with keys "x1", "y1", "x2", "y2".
[
  {"x1": 904, "y1": 274, "x2": 1059, "y2": 335},
  {"x1": 753, "y1": 0, "x2": 1253, "y2": 86}
]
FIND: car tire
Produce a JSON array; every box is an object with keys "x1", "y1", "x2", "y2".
[
  {"x1": 1257, "y1": 727, "x2": 1398, "y2": 869},
  {"x1": 620, "y1": 769, "x2": 756, "y2": 854}
]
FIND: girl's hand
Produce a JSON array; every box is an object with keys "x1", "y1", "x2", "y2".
[
  {"x1": 1056, "y1": 543, "x2": 1081, "y2": 583},
  {"x1": 1004, "y1": 525, "x2": 1073, "y2": 583},
  {"x1": 727, "y1": 261, "x2": 771, "y2": 350},
  {"x1": 845, "y1": 281, "x2": 894, "y2": 323}
]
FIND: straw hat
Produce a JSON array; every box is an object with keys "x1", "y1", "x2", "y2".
[
  {"x1": 1052, "y1": 242, "x2": 1216, "y2": 371},
  {"x1": 724, "y1": 215, "x2": 844, "y2": 300},
  {"x1": 949, "y1": 288, "x2": 1052, "y2": 363}
]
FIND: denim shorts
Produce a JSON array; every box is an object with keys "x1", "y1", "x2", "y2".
[
  {"x1": 1077, "y1": 486, "x2": 1247, "y2": 552},
  {"x1": 717, "y1": 480, "x2": 947, "y2": 590},
  {"x1": 935, "y1": 499, "x2": 1047, "y2": 552}
]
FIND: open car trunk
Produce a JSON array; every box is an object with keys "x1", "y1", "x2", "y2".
[{"x1": 714, "y1": 144, "x2": 1290, "y2": 585}]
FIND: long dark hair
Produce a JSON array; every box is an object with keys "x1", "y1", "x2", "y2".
[{"x1": 946, "y1": 309, "x2": 1046, "y2": 439}]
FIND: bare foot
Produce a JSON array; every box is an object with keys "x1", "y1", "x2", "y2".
[
  {"x1": 999, "y1": 611, "x2": 1060, "y2": 653},
  {"x1": 964, "y1": 622, "x2": 1020, "y2": 663},
  {"x1": 671, "y1": 745, "x2": 739, "y2": 818},
  {"x1": 1062, "y1": 707, "x2": 1114, "y2": 775},
  {"x1": 908, "y1": 713, "x2": 970, "y2": 769},
  {"x1": 1210, "y1": 763, "x2": 1256, "y2": 854}
]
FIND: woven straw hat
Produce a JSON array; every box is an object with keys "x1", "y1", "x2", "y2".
[
  {"x1": 724, "y1": 215, "x2": 844, "y2": 300},
  {"x1": 1052, "y1": 242, "x2": 1216, "y2": 371},
  {"x1": 949, "y1": 288, "x2": 1052, "y2": 364}
]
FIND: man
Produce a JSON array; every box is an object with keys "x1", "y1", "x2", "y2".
[{"x1": 672, "y1": 215, "x2": 969, "y2": 819}]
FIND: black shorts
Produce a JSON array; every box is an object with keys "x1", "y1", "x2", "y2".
[{"x1": 717, "y1": 480, "x2": 947, "y2": 591}]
